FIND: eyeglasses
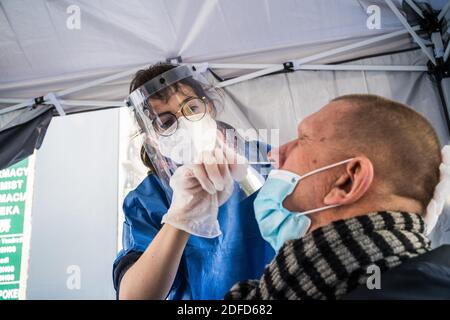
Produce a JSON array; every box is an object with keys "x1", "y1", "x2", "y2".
[{"x1": 150, "y1": 96, "x2": 208, "y2": 136}]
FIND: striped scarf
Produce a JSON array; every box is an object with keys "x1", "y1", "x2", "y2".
[{"x1": 225, "y1": 211, "x2": 431, "y2": 300}]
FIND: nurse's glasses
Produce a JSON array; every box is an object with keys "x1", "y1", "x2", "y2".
[{"x1": 150, "y1": 96, "x2": 208, "y2": 136}]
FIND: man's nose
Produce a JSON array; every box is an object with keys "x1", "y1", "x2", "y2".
[{"x1": 268, "y1": 140, "x2": 296, "y2": 169}]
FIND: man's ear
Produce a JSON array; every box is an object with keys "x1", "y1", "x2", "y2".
[{"x1": 323, "y1": 156, "x2": 374, "y2": 206}]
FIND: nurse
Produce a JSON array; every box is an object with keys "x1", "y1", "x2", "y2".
[{"x1": 113, "y1": 63, "x2": 275, "y2": 299}]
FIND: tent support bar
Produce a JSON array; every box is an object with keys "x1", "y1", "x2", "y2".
[
  {"x1": 0, "y1": 99, "x2": 125, "y2": 108},
  {"x1": 215, "y1": 27, "x2": 418, "y2": 88},
  {"x1": 293, "y1": 65, "x2": 427, "y2": 71},
  {"x1": 438, "y1": 0, "x2": 450, "y2": 21},
  {"x1": 0, "y1": 99, "x2": 34, "y2": 115},
  {"x1": 0, "y1": 64, "x2": 428, "y2": 110},
  {"x1": 208, "y1": 63, "x2": 427, "y2": 72},
  {"x1": 215, "y1": 65, "x2": 285, "y2": 88},
  {"x1": 445, "y1": 42, "x2": 450, "y2": 62},
  {"x1": 0, "y1": 64, "x2": 149, "y2": 116},
  {"x1": 385, "y1": 0, "x2": 436, "y2": 65},
  {"x1": 436, "y1": 77, "x2": 450, "y2": 138},
  {"x1": 208, "y1": 63, "x2": 277, "y2": 70},
  {"x1": 0, "y1": 65, "x2": 427, "y2": 113},
  {"x1": 287, "y1": 29, "x2": 418, "y2": 66},
  {"x1": 432, "y1": 33, "x2": 445, "y2": 59},
  {"x1": 404, "y1": 0, "x2": 425, "y2": 19},
  {"x1": 56, "y1": 65, "x2": 146, "y2": 97}
]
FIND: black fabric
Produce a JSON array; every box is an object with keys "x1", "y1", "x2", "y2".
[
  {"x1": 113, "y1": 250, "x2": 142, "y2": 299},
  {"x1": 343, "y1": 245, "x2": 450, "y2": 300},
  {"x1": 0, "y1": 107, "x2": 53, "y2": 170}
]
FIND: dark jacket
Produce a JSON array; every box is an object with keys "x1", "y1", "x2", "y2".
[{"x1": 344, "y1": 245, "x2": 450, "y2": 299}]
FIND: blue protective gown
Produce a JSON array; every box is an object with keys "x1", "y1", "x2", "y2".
[{"x1": 112, "y1": 143, "x2": 275, "y2": 300}]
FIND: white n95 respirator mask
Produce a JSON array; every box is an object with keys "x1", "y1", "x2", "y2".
[{"x1": 157, "y1": 113, "x2": 218, "y2": 165}]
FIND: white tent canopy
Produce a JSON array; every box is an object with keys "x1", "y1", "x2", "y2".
[
  {"x1": 1, "y1": 0, "x2": 450, "y2": 298},
  {"x1": 0, "y1": 0, "x2": 443, "y2": 104},
  {"x1": 2, "y1": 0, "x2": 450, "y2": 159}
]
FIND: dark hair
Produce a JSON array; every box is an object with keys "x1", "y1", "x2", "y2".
[
  {"x1": 130, "y1": 62, "x2": 218, "y2": 173},
  {"x1": 130, "y1": 63, "x2": 212, "y2": 106}
]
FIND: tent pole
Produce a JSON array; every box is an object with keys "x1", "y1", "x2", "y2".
[
  {"x1": 445, "y1": 42, "x2": 450, "y2": 62},
  {"x1": 0, "y1": 64, "x2": 149, "y2": 116},
  {"x1": 0, "y1": 99, "x2": 124, "y2": 108},
  {"x1": 56, "y1": 65, "x2": 146, "y2": 97},
  {"x1": 0, "y1": 64, "x2": 427, "y2": 113},
  {"x1": 385, "y1": 0, "x2": 436, "y2": 65},
  {"x1": 208, "y1": 63, "x2": 427, "y2": 72},
  {"x1": 432, "y1": 33, "x2": 445, "y2": 59},
  {"x1": 0, "y1": 65, "x2": 426, "y2": 113},
  {"x1": 438, "y1": 0, "x2": 450, "y2": 21},
  {"x1": 287, "y1": 29, "x2": 418, "y2": 66},
  {"x1": 423, "y1": 3, "x2": 450, "y2": 137},
  {"x1": 208, "y1": 63, "x2": 277, "y2": 70},
  {"x1": 404, "y1": 0, "x2": 425, "y2": 19},
  {"x1": 0, "y1": 99, "x2": 124, "y2": 117},
  {"x1": 435, "y1": 77, "x2": 450, "y2": 138},
  {"x1": 0, "y1": 99, "x2": 34, "y2": 115},
  {"x1": 385, "y1": 0, "x2": 450, "y2": 136},
  {"x1": 215, "y1": 65, "x2": 285, "y2": 88},
  {"x1": 291, "y1": 65, "x2": 427, "y2": 71},
  {"x1": 215, "y1": 27, "x2": 418, "y2": 88}
]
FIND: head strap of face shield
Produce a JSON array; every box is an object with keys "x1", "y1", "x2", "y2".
[{"x1": 125, "y1": 65, "x2": 195, "y2": 108}]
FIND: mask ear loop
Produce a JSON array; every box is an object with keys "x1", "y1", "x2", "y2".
[
  {"x1": 294, "y1": 158, "x2": 354, "y2": 216},
  {"x1": 425, "y1": 145, "x2": 450, "y2": 235},
  {"x1": 299, "y1": 158, "x2": 354, "y2": 180}
]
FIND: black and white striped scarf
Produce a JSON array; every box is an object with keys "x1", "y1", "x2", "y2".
[{"x1": 225, "y1": 211, "x2": 431, "y2": 300}]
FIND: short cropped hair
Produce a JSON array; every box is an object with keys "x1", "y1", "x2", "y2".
[{"x1": 332, "y1": 94, "x2": 441, "y2": 209}]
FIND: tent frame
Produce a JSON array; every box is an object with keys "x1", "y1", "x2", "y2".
[
  {"x1": 0, "y1": 27, "x2": 429, "y2": 112},
  {"x1": 0, "y1": 0, "x2": 449, "y2": 136}
]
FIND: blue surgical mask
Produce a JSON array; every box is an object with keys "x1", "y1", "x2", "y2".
[{"x1": 254, "y1": 158, "x2": 354, "y2": 251}]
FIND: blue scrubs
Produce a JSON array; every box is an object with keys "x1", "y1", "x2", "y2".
[{"x1": 113, "y1": 143, "x2": 275, "y2": 300}]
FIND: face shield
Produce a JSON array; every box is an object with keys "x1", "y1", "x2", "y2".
[{"x1": 125, "y1": 65, "x2": 266, "y2": 198}]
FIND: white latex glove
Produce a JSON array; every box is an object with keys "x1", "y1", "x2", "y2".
[
  {"x1": 192, "y1": 138, "x2": 249, "y2": 196},
  {"x1": 161, "y1": 156, "x2": 235, "y2": 238}
]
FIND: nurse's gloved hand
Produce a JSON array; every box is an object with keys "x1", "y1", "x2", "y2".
[
  {"x1": 193, "y1": 143, "x2": 248, "y2": 200},
  {"x1": 217, "y1": 132, "x2": 249, "y2": 183},
  {"x1": 221, "y1": 141, "x2": 249, "y2": 183},
  {"x1": 161, "y1": 162, "x2": 233, "y2": 238}
]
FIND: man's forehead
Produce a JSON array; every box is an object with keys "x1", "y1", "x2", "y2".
[
  {"x1": 297, "y1": 108, "x2": 324, "y2": 134},
  {"x1": 298, "y1": 101, "x2": 348, "y2": 136}
]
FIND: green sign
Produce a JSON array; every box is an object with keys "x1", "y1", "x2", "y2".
[{"x1": 0, "y1": 158, "x2": 31, "y2": 300}]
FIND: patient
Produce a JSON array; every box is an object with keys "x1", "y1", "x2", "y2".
[{"x1": 225, "y1": 94, "x2": 450, "y2": 300}]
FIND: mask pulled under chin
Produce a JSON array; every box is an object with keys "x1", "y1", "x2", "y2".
[
  {"x1": 254, "y1": 158, "x2": 354, "y2": 252},
  {"x1": 157, "y1": 114, "x2": 218, "y2": 164}
]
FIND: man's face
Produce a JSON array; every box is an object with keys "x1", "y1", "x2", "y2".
[{"x1": 271, "y1": 101, "x2": 348, "y2": 213}]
